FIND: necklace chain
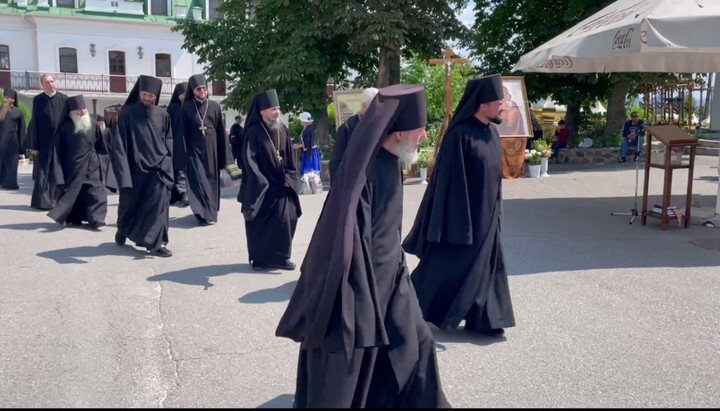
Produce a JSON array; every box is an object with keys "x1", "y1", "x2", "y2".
[{"x1": 261, "y1": 122, "x2": 282, "y2": 164}]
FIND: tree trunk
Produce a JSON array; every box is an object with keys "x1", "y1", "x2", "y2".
[
  {"x1": 377, "y1": 46, "x2": 401, "y2": 88},
  {"x1": 564, "y1": 105, "x2": 581, "y2": 147},
  {"x1": 314, "y1": 106, "x2": 330, "y2": 148},
  {"x1": 603, "y1": 80, "x2": 632, "y2": 138}
]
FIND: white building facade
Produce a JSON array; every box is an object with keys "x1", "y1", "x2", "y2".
[{"x1": 0, "y1": 0, "x2": 235, "y2": 121}]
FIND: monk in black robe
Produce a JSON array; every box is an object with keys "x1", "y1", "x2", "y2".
[
  {"x1": 111, "y1": 75, "x2": 174, "y2": 257},
  {"x1": 229, "y1": 115, "x2": 244, "y2": 169},
  {"x1": 276, "y1": 85, "x2": 449, "y2": 408},
  {"x1": 329, "y1": 87, "x2": 378, "y2": 185},
  {"x1": 28, "y1": 74, "x2": 68, "y2": 209},
  {"x1": 0, "y1": 88, "x2": 26, "y2": 190},
  {"x1": 180, "y1": 74, "x2": 240, "y2": 226},
  {"x1": 403, "y1": 74, "x2": 515, "y2": 335},
  {"x1": 46, "y1": 95, "x2": 109, "y2": 229},
  {"x1": 168, "y1": 82, "x2": 189, "y2": 207},
  {"x1": 238, "y1": 89, "x2": 301, "y2": 271}
]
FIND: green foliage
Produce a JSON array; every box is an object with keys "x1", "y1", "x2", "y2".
[
  {"x1": 416, "y1": 150, "x2": 431, "y2": 169},
  {"x1": 173, "y1": 0, "x2": 469, "y2": 117},
  {"x1": 469, "y1": 0, "x2": 616, "y2": 105},
  {"x1": 525, "y1": 149, "x2": 542, "y2": 165},
  {"x1": 401, "y1": 56, "x2": 475, "y2": 125},
  {"x1": 533, "y1": 139, "x2": 552, "y2": 158},
  {"x1": 289, "y1": 118, "x2": 303, "y2": 140},
  {"x1": 327, "y1": 102, "x2": 336, "y2": 140}
]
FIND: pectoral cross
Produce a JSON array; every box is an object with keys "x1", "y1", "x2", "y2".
[{"x1": 199, "y1": 125, "x2": 207, "y2": 136}]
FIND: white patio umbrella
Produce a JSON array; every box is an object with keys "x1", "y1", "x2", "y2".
[
  {"x1": 512, "y1": 0, "x2": 720, "y2": 74},
  {"x1": 513, "y1": 0, "x2": 720, "y2": 223}
]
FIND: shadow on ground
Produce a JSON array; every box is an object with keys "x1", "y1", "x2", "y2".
[
  {"x1": 238, "y1": 281, "x2": 297, "y2": 304},
  {"x1": 148, "y1": 263, "x2": 273, "y2": 290},
  {"x1": 430, "y1": 325, "x2": 508, "y2": 348},
  {"x1": 256, "y1": 394, "x2": 294, "y2": 408},
  {"x1": 0, "y1": 222, "x2": 63, "y2": 233},
  {"x1": 37, "y1": 242, "x2": 149, "y2": 264},
  {"x1": 501, "y1": 194, "x2": 720, "y2": 276}
]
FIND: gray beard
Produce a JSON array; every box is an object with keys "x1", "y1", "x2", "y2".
[
  {"x1": 264, "y1": 119, "x2": 280, "y2": 131},
  {"x1": 70, "y1": 113, "x2": 92, "y2": 134}
]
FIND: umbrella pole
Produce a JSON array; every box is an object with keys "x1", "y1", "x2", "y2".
[{"x1": 611, "y1": 136, "x2": 643, "y2": 224}]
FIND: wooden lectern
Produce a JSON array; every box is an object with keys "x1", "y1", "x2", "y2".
[{"x1": 641, "y1": 125, "x2": 699, "y2": 231}]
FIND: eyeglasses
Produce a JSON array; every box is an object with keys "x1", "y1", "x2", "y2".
[{"x1": 632, "y1": 116, "x2": 639, "y2": 118}]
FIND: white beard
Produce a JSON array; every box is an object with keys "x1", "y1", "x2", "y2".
[
  {"x1": 70, "y1": 113, "x2": 92, "y2": 134},
  {"x1": 395, "y1": 134, "x2": 420, "y2": 164}
]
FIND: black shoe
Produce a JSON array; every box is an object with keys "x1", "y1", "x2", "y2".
[
  {"x1": 115, "y1": 232, "x2": 126, "y2": 246},
  {"x1": 466, "y1": 327, "x2": 505, "y2": 336},
  {"x1": 198, "y1": 219, "x2": 216, "y2": 226},
  {"x1": 179, "y1": 196, "x2": 189, "y2": 208},
  {"x1": 633, "y1": 154, "x2": 639, "y2": 162},
  {"x1": 618, "y1": 157, "x2": 626, "y2": 163},
  {"x1": 267, "y1": 260, "x2": 296, "y2": 270},
  {"x1": 150, "y1": 245, "x2": 173, "y2": 257},
  {"x1": 89, "y1": 221, "x2": 106, "y2": 229},
  {"x1": 251, "y1": 262, "x2": 266, "y2": 271}
]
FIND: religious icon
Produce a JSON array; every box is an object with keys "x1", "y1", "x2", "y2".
[{"x1": 496, "y1": 76, "x2": 533, "y2": 139}]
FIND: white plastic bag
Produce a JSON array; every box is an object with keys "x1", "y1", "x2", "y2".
[
  {"x1": 220, "y1": 169, "x2": 240, "y2": 189},
  {"x1": 309, "y1": 171, "x2": 323, "y2": 194},
  {"x1": 299, "y1": 174, "x2": 313, "y2": 195}
]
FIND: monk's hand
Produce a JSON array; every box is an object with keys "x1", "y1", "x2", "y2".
[
  {"x1": 32, "y1": 150, "x2": 39, "y2": 156},
  {"x1": 225, "y1": 164, "x2": 242, "y2": 180}
]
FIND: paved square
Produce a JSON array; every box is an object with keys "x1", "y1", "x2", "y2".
[{"x1": 1, "y1": 158, "x2": 719, "y2": 407}]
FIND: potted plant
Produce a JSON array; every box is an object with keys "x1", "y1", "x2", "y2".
[
  {"x1": 416, "y1": 150, "x2": 430, "y2": 184},
  {"x1": 533, "y1": 139, "x2": 552, "y2": 177},
  {"x1": 525, "y1": 149, "x2": 542, "y2": 178}
]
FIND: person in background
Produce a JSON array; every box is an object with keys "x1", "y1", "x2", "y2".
[
  {"x1": 620, "y1": 111, "x2": 645, "y2": 163},
  {"x1": 552, "y1": 120, "x2": 569, "y2": 163},
  {"x1": 230, "y1": 115, "x2": 244, "y2": 170},
  {"x1": 28, "y1": 74, "x2": 68, "y2": 209},
  {"x1": 0, "y1": 88, "x2": 26, "y2": 190}
]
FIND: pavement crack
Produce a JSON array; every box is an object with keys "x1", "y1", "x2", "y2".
[
  {"x1": 177, "y1": 346, "x2": 287, "y2": 363},
  {"x1": 154, "y1": 267, "x2": 180, "y2": 408}
]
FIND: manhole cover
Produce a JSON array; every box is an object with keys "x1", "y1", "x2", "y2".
[{"x1": 689, "y1": 238, "x2": 720, "y2": 252}]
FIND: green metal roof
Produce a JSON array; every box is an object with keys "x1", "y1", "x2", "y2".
[{"x1": 0, "y1": 0, "x2": 206, "y2": 24}]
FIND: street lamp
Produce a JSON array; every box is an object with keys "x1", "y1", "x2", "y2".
[
  {"x1": 89, "y1": 43, "x2": 96, "y2": 57},
  {"x1": 137, "y1": 46, "x2": 144, "y2": 60}
]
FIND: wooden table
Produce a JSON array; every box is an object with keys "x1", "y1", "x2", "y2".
[{"x1": 641, "y1": 125, "x2": 699, "y2": 231}]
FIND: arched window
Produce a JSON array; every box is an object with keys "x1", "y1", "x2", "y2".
[
  {"x1": 59, "y1": 47, "x2": 78, "y2": 73},
  {"x1": 155, "y1": 53, "x2": 171, "y2": 78}
]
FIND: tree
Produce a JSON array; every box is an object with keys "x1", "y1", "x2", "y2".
[
  {"x1": 400, "y1": 56, "x2": 475, "y2": 126},
  {"x1": 173, "y1": 1, "x2": 469, "y2": 147},
  {"x1": 468, "y1": 0, "x2": 617, "y2": 141}
]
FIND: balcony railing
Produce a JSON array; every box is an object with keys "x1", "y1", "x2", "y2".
[{"x1": 2, "y1": 70, "x2": 226, "y2": 96}]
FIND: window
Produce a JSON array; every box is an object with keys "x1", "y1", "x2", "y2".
[
  {"x1": 209, "y1": 0, "x2": 223, "y2": 19},
  {"x1": 56, "y1": 0, "x2": 74, "y2": 8},
  {"x1": 0, "y1": 45, "x2": 9, "y2": 70},
  {"x1": 59, "y1": 47, "x2": 78, "y2": 73},
  {"x1": 155, "y1": 53, "x2": 171, "y2": 78},
  {"x1": 151, "y1": 0, "x2": 167, "y2": 15}
]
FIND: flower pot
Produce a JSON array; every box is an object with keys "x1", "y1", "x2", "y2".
[
  {"x1": 540, "y1": 157, "x2": 549, "y2": 177},
  {"x1": 528, "y1": 164, "x2": 541, "y2": 178},
  {"x1": 419, "y1": 168, "x2": 428, "y2": 184}
]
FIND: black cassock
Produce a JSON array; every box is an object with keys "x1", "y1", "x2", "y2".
[
  {"x1": 229, "y1": 123, "x2": 244, "y2": 170},
  {"x1": 29, "y1": 92, "x2": 68, "y2": 209},
  {"x1": 278, "y1": 148, "x2": 448, "y2": 408},
  {"x1": 328, "y1": 113, "x2": 360, "y2": 185},
  {"x1": 47, "y1": 119, "x2": 108, "y2": 226},
  {"x1": 181, "y1": 99, "x2": 233, "y2": 223},
  {"x1": 111, "y1": 104, "x2": 174, "y2": 250},
  {"x1": 239, "y1": 122, "x2": 301, "y2": 266},
  {"x1": 403, "y1": 117, "x2": 515, "y2": 331},
  {"x1": 167, "y1": 99, "x2": 187, "y2": 204},
  {"x1": 0, "y1": 107, "x2": 26, "y2": 189}
]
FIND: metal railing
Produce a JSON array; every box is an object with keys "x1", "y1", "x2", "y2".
[{"x1": 1, "y1": 70, "x2": 226, "y2": 96}]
